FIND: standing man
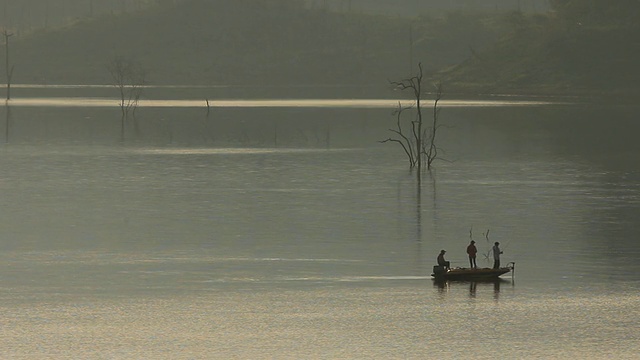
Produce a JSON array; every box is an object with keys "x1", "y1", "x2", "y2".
[
  {"x1": 467, "y1": 240, "x2": 478, "y2": 269},
  {"x1": 492, "y1": 242, "x2": 503, "y2": 269}
]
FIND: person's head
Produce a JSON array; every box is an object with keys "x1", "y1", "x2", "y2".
[
  {"x1": 495, "y1": 242, "x2": 500, "y2": 245},
  {"x1": 440, "y1": 250, "x2": 446, "y2": 254},
  {"x1": 470, "y1": 240, "x2": 475, "y2": 244}
]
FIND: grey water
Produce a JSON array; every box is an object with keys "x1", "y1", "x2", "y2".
[{"x1": 0, "y1": 92, "x2": 639, "y2": 359}]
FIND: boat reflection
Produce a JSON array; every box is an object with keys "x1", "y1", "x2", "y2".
[{"x1": 433, "y1": 278, "x2": 513, "y2": 299}]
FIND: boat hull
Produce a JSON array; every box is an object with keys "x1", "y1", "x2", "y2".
[{"x1": 431, "y1": 267, "x2": 512, "y2": 281}]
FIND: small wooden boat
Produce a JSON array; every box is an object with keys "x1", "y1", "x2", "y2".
[{"x1": 431, "y1": 262, "x2": 515, "y2": 281}]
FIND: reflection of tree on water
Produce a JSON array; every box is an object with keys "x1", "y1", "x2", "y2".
[
  {"x1": 403, "y1": 166, "x2": 439, "y2": 277},
  {"x1": 416, "y1": 173, "x2": 422, "y2": 241},
  {"x1": 411, "y1": 169, "x2": 438, "y2": 275},
  {"x1": 414, "y1": 172, "x2": 424, "y2": 275},
  {"x1": 3, "y1": 101, "x2": 10, "y2": 142}
]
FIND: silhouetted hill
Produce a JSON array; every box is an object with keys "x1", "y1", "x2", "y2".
[
  {"x1": 10, "y1": 0, "x2": 636, "y2": 97},
  {"x1": 441, "y1": 1, "x2": 640, "y2": 96},
  {"x1": 0, "y1": 0, "x2": 163, "y2": 32},
  {"x1": 9, "y1": 0, "x2": 505, "y2": 90},
  {"x1": 311, "y1": 0, "x2": 548, "y2": 15}
]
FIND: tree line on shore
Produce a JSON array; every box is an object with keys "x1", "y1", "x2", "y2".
[{"x1": 2, "y1": 0, "x2": 639, "y2": 96}]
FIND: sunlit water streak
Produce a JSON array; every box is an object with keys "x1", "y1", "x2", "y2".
[
  {"x1": 1, "y1": 285, "x2": 638, "y2": 359},
  {"x1": 3, "y1": 97, "x2": 557, "y2": 109},
  {"x1": 133, "y1": 147, "x2": 348, "y2": 155}
]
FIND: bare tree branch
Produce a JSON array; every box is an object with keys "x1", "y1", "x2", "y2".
[{"x1": 381, "y1": 63, "x2": 444, "y2": 171}]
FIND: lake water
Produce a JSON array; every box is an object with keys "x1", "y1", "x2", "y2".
[{"x1": 0, "y1": 90, "x2": 639, "y2": 358}]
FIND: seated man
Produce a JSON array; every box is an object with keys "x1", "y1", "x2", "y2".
[{"x1": 437, "y1": 250, "x2": 451, "y2": 271}]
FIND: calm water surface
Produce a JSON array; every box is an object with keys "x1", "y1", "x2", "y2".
[{"x1": 0, "y1": 95, "x2": 639, "y2": 358}]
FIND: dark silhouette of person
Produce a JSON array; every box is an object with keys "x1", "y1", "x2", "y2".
[
  {"x1": 437, "y1": 250, "x2": 450, "y2": 271},
  {"x1": 492, "y1": 242, "x2": 503, "y2": 269},
  {"x1": 467, "y1": 240, "x2": 478, "y2": 269}
]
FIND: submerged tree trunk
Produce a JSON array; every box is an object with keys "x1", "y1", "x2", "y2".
[{"x1": 2, "y1": 29, "x2": 14, "y2": 100}]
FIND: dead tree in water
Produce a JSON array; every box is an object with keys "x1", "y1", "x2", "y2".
[
  {"x1": 107, "y1": 57, "x2": 147, "y2": 139},
  {"x1": 2, "y1": 29, "x2": 15, "y2": 100},
  {"x1": 380, "y1": 63, "x2": 443, "y2": 171}
]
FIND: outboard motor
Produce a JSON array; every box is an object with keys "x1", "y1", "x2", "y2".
[{"x1": 432, "y1": 265, "x2": 446, "y2": 275}]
